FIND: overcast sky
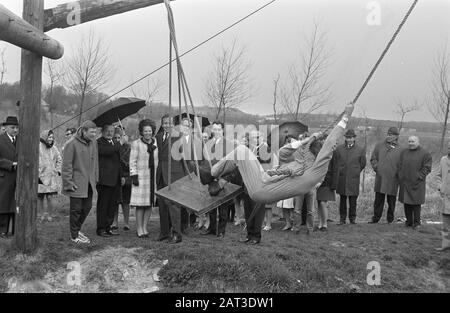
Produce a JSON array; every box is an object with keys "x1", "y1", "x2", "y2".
[{"x1": 1, "y1": 0, "x2": 449, "y2": 122}]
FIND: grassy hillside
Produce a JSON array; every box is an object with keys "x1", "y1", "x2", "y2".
[{"x1": 0, "y1": 171, "x2": 448, "y2": 293}]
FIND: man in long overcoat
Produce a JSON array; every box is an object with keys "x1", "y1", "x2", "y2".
[
  {"x1": 369, "y1": 127, "x2": 402, "y2": 223},
  {"x1": 0, "y1": 116, "x2": 18, "y2": 238},
  {"x1": 335, "y1": 129, "x2": 366, "y2": 224},
  {"x1": 397, "y1": 136, "x2": 432, "y2": 228}
]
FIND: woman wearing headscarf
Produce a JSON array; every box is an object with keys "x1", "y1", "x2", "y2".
[
  {"x1": 38, "y1": 129, "x2": 62, "y2": 222},
  {"x1": 129, "y1": 119, "x2": 158, "y2": 238}
]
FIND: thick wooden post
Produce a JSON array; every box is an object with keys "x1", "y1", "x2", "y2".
[{"x1": 13, "y1": 0, "x2": 44, "y2": 252}]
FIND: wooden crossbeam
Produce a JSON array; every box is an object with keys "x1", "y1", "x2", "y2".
[
  {"x1": 44, "y1": 0, "x2": 172, "y2": 32},
  {"x1": 0, "y1": 3, "x2": 64, "y2": 59}
]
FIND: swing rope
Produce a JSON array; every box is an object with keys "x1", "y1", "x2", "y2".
[
  {"x1": 164, "y1": 0, "x2": 212, "y2": 189},
  {"x1": 321, "y1": 0, "x2": 419, "y2": 135},
  {"x1": 268, "y1": 0, "x2": 419, "y2": 178}
]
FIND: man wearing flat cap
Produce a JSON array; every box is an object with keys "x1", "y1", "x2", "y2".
[
  {"x1": 369, "y1": 127, "x2": 402, "y2": 224},
  {"x1": 0, "y1": 116, "x2": 19, "y2": 238},
  {"x1": 335, "y1": 129, "x2": 366, "y2": 224}
]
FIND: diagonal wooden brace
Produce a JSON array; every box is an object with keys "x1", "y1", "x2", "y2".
[{"x1": 0, "y1": 3, "x2": 64, "y2": 59}]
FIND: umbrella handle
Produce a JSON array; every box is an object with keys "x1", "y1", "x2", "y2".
[{"x1": 117, "y1": 116, "x2": 125, "y2": 130}]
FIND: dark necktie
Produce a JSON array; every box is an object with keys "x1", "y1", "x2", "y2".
[{"x1": 12, "y1": 137, "x2": 16, "y2": 146}]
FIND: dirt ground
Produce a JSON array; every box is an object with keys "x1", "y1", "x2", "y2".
[{"x1": 0, "y1": 195, "x2": 449, "y2": 293}]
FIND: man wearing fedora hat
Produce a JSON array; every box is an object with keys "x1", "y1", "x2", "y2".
[
  {"x1": 0, "y1": 116, "x2": 19, "y2": 238},
  {"x1": 335, "y1": 128, "x2": 366, "y2": 224},
  {"x1": 369, "y1": 127, "x2": 402, "y2": 224}
]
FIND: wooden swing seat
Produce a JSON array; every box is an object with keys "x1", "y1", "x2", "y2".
[{"x1": 155, "y1": 175, "x2": 243, "y2": 215}]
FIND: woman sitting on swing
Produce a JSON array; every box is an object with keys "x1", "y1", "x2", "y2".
[{"x1": 201, "y1": 103, "x2": 355, "y2": 205}]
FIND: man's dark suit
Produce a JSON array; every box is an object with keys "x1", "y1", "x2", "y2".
[
  {"x1": 204, "y1": 136, "x2": 236, "y2": 236},
  {"x1": 0, "y1": 133, "x2": 17, "y2": 235},
  {"x1": 156, "y1": 131, "x2": 187, "y2": 239},
  {"x1": 96, "y1": 137, "x2": 122, "y2": 234}
]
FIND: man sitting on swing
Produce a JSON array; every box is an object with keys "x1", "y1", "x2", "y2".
[{"x1": 200, "y1": 102, "x2": 355, "y2": 205}]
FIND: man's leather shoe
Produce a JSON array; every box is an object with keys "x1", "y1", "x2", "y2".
[
  {"x1": 350, "y1": 221, "x2": 356, "y2": 224},
  {"x1": 239, "y1": 237, "x2": 251, "y2": 243},
  {"x1": 97, "y1": 231, "x2": 112, "y2": 237},
  {"x1": 107, "y1": 230, "x2": 120, "y2": 236},
  {"x1": 217, "y1": 233, "x2": 225, "y2": 239},
  {"x1": 200, "y1": 229, "x2": 215, "y2": 236},
  {"x1": 0, "y1": 232, "x2": 8, "y2": 239},
  {"x1": 169, "y1": 236, "x2": 182, "y2": 244},
  {"x1": 157, "y1": 235, "x2": 170, "y2": 241},
  {"x1": 368, "y1": 220, "x2": 378, "y2": 224},
  {"x1": 249, "y1": 239, "x2": 260, "y2": 245},
  {"x1": 338, "y1": 221, "x2": 346, "y2": 225}
]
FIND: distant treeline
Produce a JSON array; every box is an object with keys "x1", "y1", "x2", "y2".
[{"x1": 0, "y1": 81, "x2": 443, "y2": 135}]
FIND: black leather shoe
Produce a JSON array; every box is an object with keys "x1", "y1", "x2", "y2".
[
  {"x1": 97, "y1": 231, "x2": 112, "y2": 237},
  {"x1": 368, "y1": 220, "x2": 378, "y2": 224},
  {"x1": 200, "y1": 230, "x2": 215, "y2": 236},
  {"x1": 249, "y1": 239, "x2": 260, "y2": 245},
  {"x1": 239, "y1": 237, "x2": 251, "y2": 243},
  {"x1": 169, "y1": 236, "x2": 182, "y2": 244},
  {"x1": 0, "y1": 232, "x2": 8, "y2": 239},
  {"x1": 157, "y1": 235, "x2": 170, "y2": 241},
  {"x1": 338, "y1": 221, "x2": 346, "y2": 225},
  {"x1": 350, "y1": 221, "x2": 356, "y2": 225},
  {"x1": 217, "y1": 233, "x2": 225, "y2": 239},
  {"x1": 107, "y1": 230, "x2": 120, "y2": 236}
]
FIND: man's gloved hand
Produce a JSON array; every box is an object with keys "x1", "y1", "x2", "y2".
[{"x1": 208, "y1": 180, "x2": 222, "y2": 196}]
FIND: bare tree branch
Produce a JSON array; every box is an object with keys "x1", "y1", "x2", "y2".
[
  {"x1": 204, "y1": 39, "x2": 252, "y2": 122},
  {"x1": 272, "y1": 74, "x2": 280, "y2": 123},
  {"x1": 428, "y1": 42, "x2": 450, "y2": 151},
  {"x1": 279, "y1": 21, "x2": 333, "y2": 122},
  {"x1": 44, "y1": 59, "x2": 64, "y2": 128},
  {"x1": 131, "y1": 77, "x2": 164, "y2": 118},
  {"x1": 0, "y1": 46, "x2": 7, "y2": 86},
  {"x1": 64, "y1": 30, "x2": 116, "y2": 126},
  {"x1": 394, "y1": 99, "x2": 419, "y2": 131}
]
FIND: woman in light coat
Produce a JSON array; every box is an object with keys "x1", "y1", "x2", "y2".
[
  {"x1": 38, "y1": 129, "x2": 62, "y2": 222},
  {"x1": 129, "y1": 119, "x2": 158, "y2": 238}
]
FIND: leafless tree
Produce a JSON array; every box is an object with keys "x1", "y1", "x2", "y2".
[
  {"x1": 272, "y1": 74, "x2": 280, "y2": 123},
  {"x1": 64, "y1": 30, "x2": 115, "y2": 126},
  {"x1": 44, "y1": 59, "x2": 64, "y2": 128},
  {"x1": 0, "y1": 46, "x2": 6, "y2": 85},
  {"x1": 394, "y1": 99, "x2": 419, "y2": 132},
  {"x1": 131, "y1": 77, "x2": 164, "y2": 119},
  {"x1": 280, "y1": 21, "x2": 332, "y2": 122},
  {"x1": 204, "y1": 40, "x2": 252, "y2": 122},
  {"x1": 428, "y1": 42, "x2": 450, "y2": 152},
  {"x1": 0, "y1": 46, "x2": 7, "y2": 98}
]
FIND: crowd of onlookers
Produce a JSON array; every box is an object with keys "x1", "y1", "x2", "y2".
[{"x1": 0, "y1": 114, "x2": 449, "y2": 251}]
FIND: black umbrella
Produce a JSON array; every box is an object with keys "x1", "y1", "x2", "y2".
[
  {"x1": 267, "y1": 121, "x2": 309, "y2": 149},
  {"x1": 173, "y1": 112, "x2": 210, "y2": 129},
  {"x1": 87, "y1": 97, "x2": 146, "y2": 127}
]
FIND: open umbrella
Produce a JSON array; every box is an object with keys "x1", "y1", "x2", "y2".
[
  {"x1": 267, "y1": 121, "x2": 309, "y2": 149},
  {"x1": 173, "y1": 112, "x2": 210, "y2": 129},
  {"x1": 87, "y1": 97, "x2": 146, "y2": 127}
]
